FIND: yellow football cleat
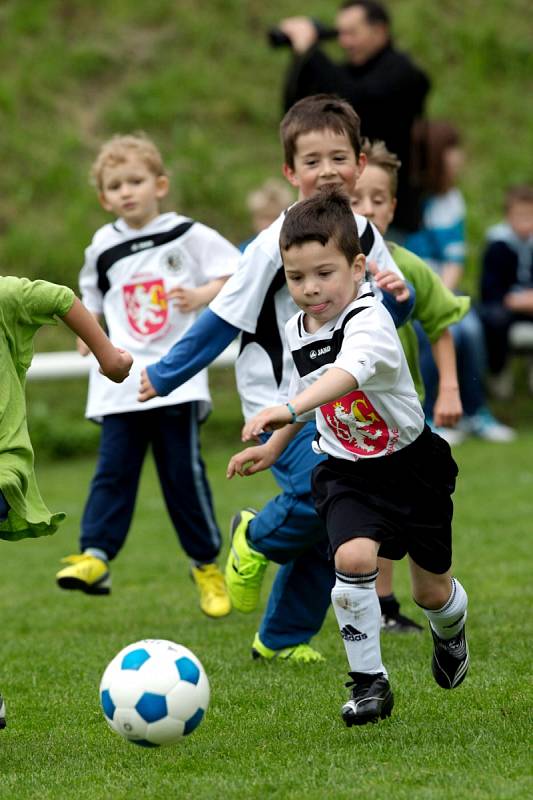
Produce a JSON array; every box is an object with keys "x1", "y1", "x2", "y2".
[
  {"x1": 225, "y1": 509, "x2": 268, "y2": 613},
  {"x1": 191, "y1": 563, "x2": 231, "y2": 618},
  {"x1": 56, "y1": 554, "x2": 111, "y2": 595},
  {"x1": 251, "y1": 633, "x2": 325, "y2": 664}
]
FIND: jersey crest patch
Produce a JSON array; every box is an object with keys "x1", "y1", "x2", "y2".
[
  {"x1": 123, "y1": 279, "x2": 168, "y2": 338},
  {"x1": 320, "y1": 390, "x2": 389, "y2": 455},
  {"x1": 162, "y1": 247, "x2": 184, "y2": 273}
]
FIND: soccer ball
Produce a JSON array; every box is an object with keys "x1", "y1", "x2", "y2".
[{"x1": 99, "y1": 639, "x2": 210, "y2": 747}]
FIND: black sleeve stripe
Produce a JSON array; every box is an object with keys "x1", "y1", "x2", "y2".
[
  {"x1": 359, "y1": 221, "x2": 375, "y2": 256},
  {"x1": 96, "y1": 220, "x2": 194, "y2": 296},
  {"x1": 239, "y1": 265, "x2": 287, "y2": 387}
]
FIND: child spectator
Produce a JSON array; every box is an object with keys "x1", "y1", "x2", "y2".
[
  {"x1": 239, "y1": 178, "x2": 295, "y2": 251},
  {"x1": 479, "y1": 184, "x2": 533, "y2": 398},
  {"x1": 406, "y1": 121, "x2": 515, "y2": 443},
  {"x1": 228, "y1": 188, "x2": 469, "y2": 726},
  {"x1": 55, "y1": 134, "x2": 239, "y2": 618},
  {"x1": 1, "y1": 275, "x2": 132, "y2": 727},
  {"x1": 138, "y1": 95, "x2": 413, "y2": 663},
  {"x1": 352, "y1": 138, "x2": 469, "y2": 633}
]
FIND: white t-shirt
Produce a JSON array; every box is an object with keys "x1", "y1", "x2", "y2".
[
  {"x1": 210, "y1": 210, "x2": 402, "y2": 420},
  {"x1": 80, "y1": 212, "x2": 239, "y2": 419},
  {"x1": 285, "y1": 283, "x2": 425, "y2": 461}
]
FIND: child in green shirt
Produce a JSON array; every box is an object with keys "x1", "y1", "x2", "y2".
[
  {"x1": 351, "y1": 139, "x2": 469, "y2": 632},
  {"x1": 0, "y1": 275, "x2": 132, "y2": 728}
]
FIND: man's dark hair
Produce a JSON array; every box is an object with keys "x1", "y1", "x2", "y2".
[
  {"x1": 280, "y1": 186, "x2": 362, "y2": 265},
  {"x1": 281, "y1": 94, "x2": 362, "y2": 169},
  {"x1": 340, "y1": 1, "x2": 391, "y2": 27}
]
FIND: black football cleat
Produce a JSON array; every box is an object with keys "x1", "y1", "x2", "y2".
[
  {"x1": 341, "y1": 672, "x2": 394, "y2": 726},
  {"x1": 381, "y1": 611, "x2": 423, "y2": 634},
  {"x1": 431, "y1": 625, "x2": 469, "y2": 689}
]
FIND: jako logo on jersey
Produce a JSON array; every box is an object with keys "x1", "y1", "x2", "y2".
[
  {"x1": 320, "y1": 390, "x2": 389, "y2": 456},
  {"x1": 123, "y1": 279, "x2": 168, "y2": 338},
  {"x1": 310, "y1": 346, "x2": 331, "y2": 360},
  {"x1": 131, "y1": 240, "x2": 154, "y2": 253}
]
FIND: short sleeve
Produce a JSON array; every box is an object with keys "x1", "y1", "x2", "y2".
[
  {"x1": 79, "y1": 241, "x2": 104, "y2": 313},
  {"x1": 16, "y1": 278, "x2": 75, "y2": 326},
  {"x1": 334, "y1": 307, "x2": 401, "y2": 391},
  {"x1": 184, "y1": 223, "x2": 239, "y2": 285}
]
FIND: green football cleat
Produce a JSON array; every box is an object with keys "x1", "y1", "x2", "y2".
[
  {"x1": 56, "y1": 553, "x2": 111, "y2": 595},
  {"x1": 225, "y1": 508, "x2": 268, "y2": 613},
  {"x1": 252, "y1": 633, "x2": 325, "y2": 663}
]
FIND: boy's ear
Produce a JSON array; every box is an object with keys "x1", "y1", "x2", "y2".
[
  {"x1": 353, "y1": 253, "x2": 366, "y2": 278},
  {"x1": 155, "y1": 174, "x2": 170, "y2": 199},
  {"x1": 282, "y1": 163, "x2": 299, "y2": 189},
  {"x1": 356, "y1": 152, "x2": 367, "y2": 178}
]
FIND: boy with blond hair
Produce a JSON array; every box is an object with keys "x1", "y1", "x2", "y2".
[
  {"x1": 1, "y1": 275, "x2": 132, "y2": 728},
  {"x1": 55, "y1": 134, "x2": 239, "y2": 618},
  {"x1": 138, "y1": 95, "x2": 414, "y2": 662},
  {"x1": 229, "y1": 188, "x2": 469, "y2": 725}
]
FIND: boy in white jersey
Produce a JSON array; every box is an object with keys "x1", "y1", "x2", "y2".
[
  {"x1": 228, "y1": 188, "x2": 469, "y2": 725},
  {"x1": 139, "y1": 95, "x2": 414, "y2": 663},
  {"x1": 55, "y1": 134, "x2": 239, "y2": 618}
]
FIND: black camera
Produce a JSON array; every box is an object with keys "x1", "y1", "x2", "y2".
[{"x1": 268, "y1": 19, "x2": 338, "y2": 49}]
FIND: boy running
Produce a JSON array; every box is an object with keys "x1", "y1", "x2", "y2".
[
  {"x1": 138, "y1": 95, "x2": 413, "y2": 662},
  {"x1": 55, "y1": 134, "x2": 238, "y2": 617},
  {"x1": 229, "y1": 188, "x2": 469, "y2": 725}
]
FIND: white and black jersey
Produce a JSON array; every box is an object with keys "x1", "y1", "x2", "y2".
[
  {"x1": 285, "y1": 283, "x2": 425, "y2": 461},
  {"x1": 80, "y1": 212, "x2": 238, "y2": 419},
  {"x1": 210, "y1": 209, "x2": 402, "y2": 420}
]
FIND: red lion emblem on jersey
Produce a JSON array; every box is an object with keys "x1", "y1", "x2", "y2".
[
  {"x1": 123, "y1": 279, "x2": 168, "y2": 337},
  {"x1": 320, "y1": 390, "x2": 389, "y2": 455}
]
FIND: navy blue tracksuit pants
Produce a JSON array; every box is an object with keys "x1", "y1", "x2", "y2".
[{"x1": 81, "y1": 403, "x2": 221, "y2": 563}]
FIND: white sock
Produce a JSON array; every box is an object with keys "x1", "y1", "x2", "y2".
[
  {"x1": 422, "y1": 577, "x2": 468, "y2": 640},
  {"x1": 331, "y1": 569, "x2": 386, "y2": 677},
  {"x1": 84, "y1": 548, "x2": 108, "y2": 563}
]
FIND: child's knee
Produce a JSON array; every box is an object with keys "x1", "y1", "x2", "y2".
[
  {"x1": 334, "y1": 538, "x2": 378, "y2": 575},
  {"x1": 412, "y1": 574, "x2": 452, "y2": 609}
]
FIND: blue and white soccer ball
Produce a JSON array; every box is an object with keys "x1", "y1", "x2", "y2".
[{"x1": 99, "y1": 639, "x2": 210, "y2": 747}]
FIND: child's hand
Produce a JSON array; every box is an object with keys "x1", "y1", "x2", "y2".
[
  {"x1": 226, "y1": 444, "x2": 277, "y2": 479},
  {"x1": 433, "y1": 386, "x2": 462, "y2": 428},
  {"x1": 167, "y1": 286, "x2": 203, "y2": 313},
  {"x1": 241, "y1": 405, "x2": 292, "y2": 441},
  {"x1": 99, "y1": 348, "x2": 133, "y2": 383},
  {"x1": 77, "y1": 337, "x2": 91, "y2": 357},
  {"x1": 367, "y1": 260, "x2": 410, "y2": 303},
  {"x1": 138, "y1": 368, "x2": 158, "y2": 402}
]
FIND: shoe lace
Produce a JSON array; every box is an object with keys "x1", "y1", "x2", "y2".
[
  {"x1": 345, "y1": 671, "x2": 380, "y2": 689},
  {"x1": 281, "y1": 644, "x2": 324, "y2": 663}
]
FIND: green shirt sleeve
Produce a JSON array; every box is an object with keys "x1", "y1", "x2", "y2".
[{"x1": 388, "y1": 243, "x2": 470, "y2": 343}]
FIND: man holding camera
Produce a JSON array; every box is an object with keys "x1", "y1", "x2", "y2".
[{"x1": 275, "y1": 0, "x2": 430, "y2": 236}]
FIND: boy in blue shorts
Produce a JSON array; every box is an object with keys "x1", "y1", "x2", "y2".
[
  {"x1": 229, "y1": 188, "x2": 469, "y2": 725},
  {"x1": 1, "y1": 276, "x2": 132, "y2": 728},
  {"x1": 138, "y1": 94, "x2": 414, "y2": 662},
  {"x1": 55, "y1": 134, "x2": 238, "y2": 618}
]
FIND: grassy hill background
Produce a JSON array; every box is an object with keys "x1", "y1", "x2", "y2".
[{"x1": 1, "y1": 0, "x2": 531, "y2": 297}]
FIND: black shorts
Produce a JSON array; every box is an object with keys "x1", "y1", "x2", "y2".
[{"x1": 311, "y1": 426, "x2": 458, "y2": 574}]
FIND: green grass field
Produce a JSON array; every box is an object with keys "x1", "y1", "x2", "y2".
[{"x1": 1, "y1": 376, "x2": 532, "y2": 799}]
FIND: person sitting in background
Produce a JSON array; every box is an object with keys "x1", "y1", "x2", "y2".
[
  {"x1": 479, "y1": 184, "x2": 533, "y2": 399},
  {"x1": 405, "y1": 120, "x2": 515, "y2": 444},
  {"x1": 239, "y1": 178, "x2": 295, "y2": 251}
]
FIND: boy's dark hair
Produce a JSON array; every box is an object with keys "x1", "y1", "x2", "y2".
[
  {"x1": 280, "y1": 94, "x2": 362, "y2": 169},
  {"x1": 340, "y1": 1, "x2": 391, "y2": 27},
  {"x1": 361, "y1": 138, "x2": 402, "y2": 196},
  {"x1": 504, "y1": 184, "x2": 533, "y2": 211},
  {"x1": 280, "y1": 186, "x2": 362, "y2": 264}
]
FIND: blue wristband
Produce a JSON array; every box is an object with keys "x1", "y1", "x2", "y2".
[{"x1": 286, "y1": 402, "x2": 298, "y2": 423}]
